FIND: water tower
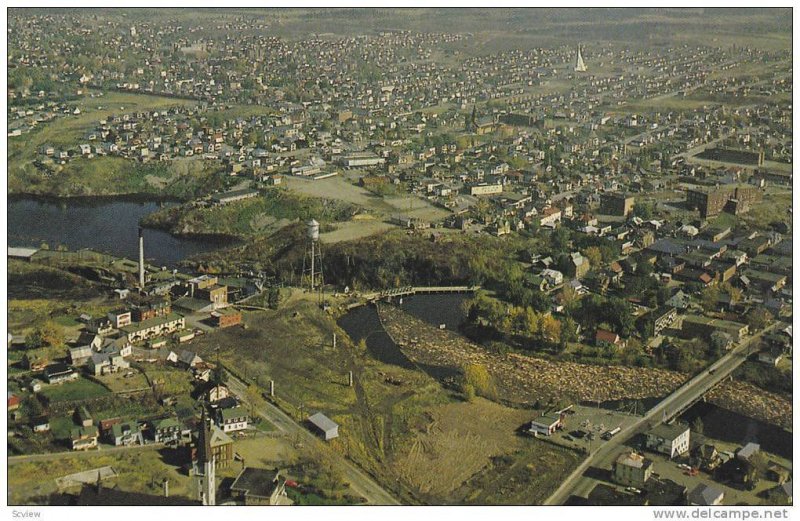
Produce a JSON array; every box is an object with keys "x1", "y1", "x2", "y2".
[{"x1": 304, "y1": 219, "x2": 323, "y2": 293}]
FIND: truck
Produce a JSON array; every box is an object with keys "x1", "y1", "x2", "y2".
[{"x1": 602, "y1": 427, "x2": 622, "y2": 440}]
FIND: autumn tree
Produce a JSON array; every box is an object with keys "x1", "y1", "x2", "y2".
[
  {"x1": 461, "y1": 363, "x2": 496, "y2": 400},
  {"x1": 539, "y1": 314, "x2": 562, "y2": 344},
  {"x1": 582, "y1": 246, "x2": 603, "y2": 268}
]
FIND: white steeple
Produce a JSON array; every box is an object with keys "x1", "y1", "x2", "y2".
[{"x1": 575, "y1": 44, "x2": 587, "y2": 73}]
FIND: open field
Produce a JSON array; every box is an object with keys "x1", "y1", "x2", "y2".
[
  {"x1": 282, "y1": 175, "x2": 449, "y2": 222},
  {"x1": 8, "y1": 448, "x2": 195, "y2": 505},
  {"x1": 187, "y1": 300, "x2": 582, "y2": 504}
]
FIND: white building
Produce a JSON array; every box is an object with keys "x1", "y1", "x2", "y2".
[
  {"x1": 645, "y1": 423, "x2": 690, "y2": 458},
  {"x1": 528, "y1": 414, "x2": 563, "y2": 436}
]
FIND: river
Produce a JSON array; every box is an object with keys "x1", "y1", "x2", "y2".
[
  {"x1": 336, "y1": 293, "x2": 470, "y2": 371},
  {"x1": 8, "y1": 197, "x2": 230, "y2": 267}
]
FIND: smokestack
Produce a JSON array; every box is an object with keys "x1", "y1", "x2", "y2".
[
  {"x1": 348, "y1": 371, "x2": 353, "y2": 387},
  {"x1": 269, "y1": 380, "x2": 274, "y2": 397},
  {"x1": 138, "y1": 227, "x2": 145, "y2": 289},
  {"x1": 333, "y1": 333, "x2": 337, "y2": 349},
  {"x1": 164, "y1": 479, "x2": 169, "y2": 498}
]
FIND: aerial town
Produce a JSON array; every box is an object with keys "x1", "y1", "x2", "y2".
[{"x1": 5, "y1": 7, "x2": 793, "y2": 511}]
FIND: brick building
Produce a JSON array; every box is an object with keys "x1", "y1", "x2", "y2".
[{"x1": 600, "y1": 192, "x2": 635, "y2": 216}]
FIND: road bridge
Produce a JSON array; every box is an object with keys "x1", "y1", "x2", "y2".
[{"x1": 545, "y1": 323, "x2": 777, "y2": 505}]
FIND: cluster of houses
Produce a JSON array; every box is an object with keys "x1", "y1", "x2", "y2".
[{"x1": 587, "y1": 423, "x2": 793, "y2": 506}]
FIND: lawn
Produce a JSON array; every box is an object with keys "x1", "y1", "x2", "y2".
[{"x1": 39, "y1": 377, "x2": 111, "y2": 403}]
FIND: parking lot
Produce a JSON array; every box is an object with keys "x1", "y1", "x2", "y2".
[{"x1": 547, "y1": 404, "x2": 642, "y2": 452}]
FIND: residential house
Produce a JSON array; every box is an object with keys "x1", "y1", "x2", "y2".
[
  {"x1": 88, "y1": 353, "x2": 130, "y2": 376},
  {"x1": 71, "y1": 425, "x2": 100, "y2": 451},
  {"x1": 45, "y1": 364, "x2": 79, "y2": 385},
  {"x1": 31, "y1": 416, "x2": 50, "y2": 433},
  {"x1": 229, "y1": 468, "x2": 293, "y2": 506},
  {"x1": 614, "y1": 451, "x2": 653, "y2": 487},
  {"x1": 109, "y1": 421, "x2": 144, "y2": 446},
  {"x1": 217, "y1": 407, "x2": 249, "y2": 433},
  {"x1": 688, "y1": 483, "x2": 724, "y2": 506},
  {"x1": 178, "y1": 350, "x2": 203, "y2": 369},
  {"x1": 120, "y1": 313, "x2": 185, "y2": 343},
  {"x1": 152, "y1": 417, "x2": 183, "y2": 444},
  {"x1": 541, "y1": 269, "x2": 564, "y2": 287},
  {"x1": 69, "y1": 345, "x2": 93, "y2": 367},
  {"x1": 8, "y1": 392, "x2": 21, "y2": 411},
  {"x1": 595, "y1": 329, "x2": 625, "y2": 349}
]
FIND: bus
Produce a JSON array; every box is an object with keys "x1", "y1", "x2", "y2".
[{"x1": 602, "y1": 427, "x2": 621, "y2": 440}]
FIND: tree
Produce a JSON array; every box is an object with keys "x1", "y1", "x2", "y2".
[
  {"x1": 582, "y1": 246, "x2": 603, "y2": 268},
  {"x1": 746, "y1": 308, "x2": 773, "y2": 332},
  {"x1": 462, "y1": 363, "x2": 496, "y2": 399},
  {"x1": 539, "y1": 314, "x2": 562, "y2": 344},
  {"x1": 212, "y1": 366, "x2": 228, "y2": 387},
  {"x1": 700, "y1": 285, "x2": 720, "y2": 313},
  {"x1": 691, "y1": 417, "x2": 704, "y2": 435},
  {"x1": 632, "y1": 202, "x2": 654, "y2": 220},
  {"x1": 27, "y1": 321, "x2": 64, "y2": 349},
  {"x1": 549, "y1": 227, "x2": 571, "y2": 253}
]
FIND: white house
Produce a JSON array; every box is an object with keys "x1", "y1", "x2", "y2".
[
  {"x1": 645, "y1": 423, "x2": 690, "y2": 458},
  {"x1": 541, "y1": 269, "x2": 564, "y2": 287}
]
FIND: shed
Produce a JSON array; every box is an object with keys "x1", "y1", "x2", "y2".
[{"x1": 307, "y1": 412, "x2": 339, "y2": 441}]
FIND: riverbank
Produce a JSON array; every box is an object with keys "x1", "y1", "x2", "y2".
[{"x1": 377, "y1": 305, "x2": 793, "y2": 430}]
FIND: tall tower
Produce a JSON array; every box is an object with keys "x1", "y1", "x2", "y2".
[
  {"x1": 196, "y1": 410, "x2": 216, "y2": 506},
  {"x1": 138, "y1": 228, "x2": 146, "y2": 289},
  {"x1": 303, "y1": 219, "x2": 323, "y2": 295},
  {"x1": 575, "y1": 44, "x2": 587, "y2": 73}
]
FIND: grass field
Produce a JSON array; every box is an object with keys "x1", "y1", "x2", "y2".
[{"x1": 40, "y1": 377, "x2": 111, "y2": 403}]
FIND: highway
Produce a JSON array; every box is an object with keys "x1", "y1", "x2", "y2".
[
  {"x1": 226, "y1": 376, "x2": 400, "y2": 505},
  {"x1": 545, "y1": 323, "x2": 777, "y2": 505}
]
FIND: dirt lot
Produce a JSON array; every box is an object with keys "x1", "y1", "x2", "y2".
[{"x1": 282, "y1": 175, "x2": 449, "y2": 222}]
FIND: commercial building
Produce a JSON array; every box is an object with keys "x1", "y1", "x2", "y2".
[
  {"x1": 681, "y1": 315, "x2": 748, "y2": 342},
  {"x1": 308, "y1": 412, "x2": 339, "y2": 441},
  {"x1": 645, "y1": 423, "x2": 690, "y2": 459},
  {"x1": 685, "y1": 186, "x2": 762, "y2": 218},
  {"x1": 528, "y1": 413, "x2": 564, "y2": 436},
  {"x1": 210, "y1": 188, "x2": 260, "y2": 206},
  {"x1": 470, "y1": 183, "x2": 503, "y2": 196}
]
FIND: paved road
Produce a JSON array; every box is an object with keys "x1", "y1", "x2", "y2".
[
  {"x1": 226, "y1": 377, "x2": 400, "y2": 505},
  {"x1": 545, "y1": 324, "x2": 777, "y2": 505},
  {"x1": 9, "y1": 442, "x2": 165, "y2": 464}
]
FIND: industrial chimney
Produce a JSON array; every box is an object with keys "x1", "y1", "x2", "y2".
[{"x1": 138, "y1": 227, "x2": 145, "y2": 289}]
